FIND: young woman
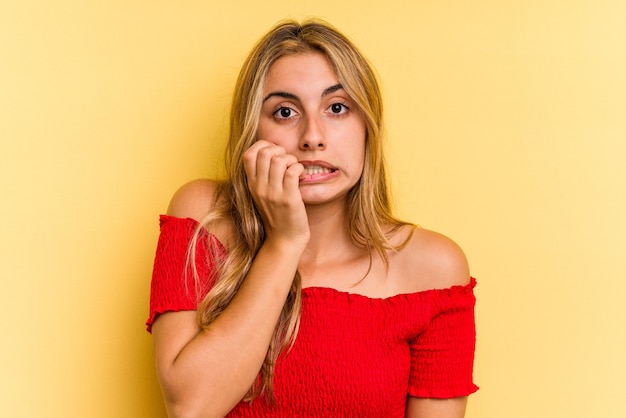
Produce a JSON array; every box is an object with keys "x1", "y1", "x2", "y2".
[{"x1": 147, "y1": 19, "x2": 478, "y2": 418}]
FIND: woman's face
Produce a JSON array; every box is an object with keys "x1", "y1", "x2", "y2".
[{"x1": 256, "y1": 52, "x2": 366, "y2": 205}]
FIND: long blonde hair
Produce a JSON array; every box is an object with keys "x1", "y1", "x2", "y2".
[{"x1": 191, "y1": 18, "x2": 410, "y2": 401}]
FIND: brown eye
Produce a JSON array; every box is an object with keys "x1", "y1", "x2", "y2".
[
  {"x1": 274, "y1": 107, "x2": 297, "y2": 119},
  {"x1": 329, "y1": 103, "x2": 348, "y2": 114}
]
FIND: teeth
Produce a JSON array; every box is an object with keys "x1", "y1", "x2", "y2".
[{"x1": 304, "y1": 166, "x2": 331, "y2": 175}]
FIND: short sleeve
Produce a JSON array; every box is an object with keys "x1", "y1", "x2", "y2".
[
  {"x1": 145, "y1": 215, "x2": 225, "y2": 332},
  {"x1": 408, "y1": 278, "x2": 479, "y2": 398}
]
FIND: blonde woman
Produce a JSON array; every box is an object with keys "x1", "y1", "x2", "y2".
[{"x1": 147, "y1": 19, "x2": 478, "y2": 418}]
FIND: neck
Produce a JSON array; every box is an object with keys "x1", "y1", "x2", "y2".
[{"x1": 301, "y1": 199, "x2": 355, "y2": 265}]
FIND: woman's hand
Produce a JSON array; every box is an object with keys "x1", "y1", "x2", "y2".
[
  {"x1": 244, "y1": 140, "x2": 310, "y2": 247},
  {"x1": 153, "y1": 172, "x2": 310, "y2": 417}
]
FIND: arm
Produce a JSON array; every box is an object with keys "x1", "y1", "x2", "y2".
[
  {"x1": 153, "y1": 240, "x2": 304, "y2": 418},
  {"x1": 403, "y1": 230, "x2": 477, "y2": 418},
  {"x1": 152, "y1": 142, "x2": 307, "y2": 418},
  {"x1": 406, "y1": 396, "x2": 468, "y2": 418}
]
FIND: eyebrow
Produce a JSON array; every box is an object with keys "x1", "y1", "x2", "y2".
[{"x1": 262, "y1": 84, "x2": 344, "y2": 102}]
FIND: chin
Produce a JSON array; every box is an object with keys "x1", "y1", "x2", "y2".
[
  {"x1": 299, "y1": 183, "x2": 354, "y2": 206},
  {"x1": 301, "y1": 192, "x2": 348, "y2": 207}
]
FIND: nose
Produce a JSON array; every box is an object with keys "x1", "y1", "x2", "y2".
[{"x1": 299, "y1": 114, "x2": 326, "y2": 150}]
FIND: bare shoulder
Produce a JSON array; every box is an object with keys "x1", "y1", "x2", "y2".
[
  {"x1": 392, "y1": 225, "x2": 471, "y2": 292},
  {"x1": 166, "y1": 178, "x2": 221, "y2": 222},
  {"x1": 166, "y1": 178, "x2": 235, "y2": 248}
]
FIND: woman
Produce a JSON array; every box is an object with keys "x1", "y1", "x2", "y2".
[{"x1": 147, "y1": 19, "x2": 478, "y2": 418}]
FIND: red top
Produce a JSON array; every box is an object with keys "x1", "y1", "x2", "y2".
[{"x1": 147, "y1": 215, "x2": 478, "y2": 417}]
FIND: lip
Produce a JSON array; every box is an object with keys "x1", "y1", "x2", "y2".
[
  {"x1": 299, "y1": 160, "x2": 337, "y2": 169},
  {"x1": 298, "y1": 160, "x2": 339, "y2": 183}
]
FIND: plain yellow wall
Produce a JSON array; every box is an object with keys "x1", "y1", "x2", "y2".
[{"x1": 1, "y1": 1, "x2": 625, "y2": 417}]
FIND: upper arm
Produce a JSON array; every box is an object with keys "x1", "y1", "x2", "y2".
[
  {"x1": 399, "y1": 229, "x2": 477, "y2": 412},
  {"x1": 152, "y1": 178, "x2": 223, "y2": 370},
  {"x1": 405, "y1": 396, "x2": 468, "y2": 418}
]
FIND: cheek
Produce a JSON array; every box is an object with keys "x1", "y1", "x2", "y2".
[
  {"x1": 354, "y1": 127, "x2": 367, "y2": 168},
  {"x1": 256, "y1": 117, "x2": 295, "y2": 147},
  {"x1": 346, "y1": 136, "x2": 366, "y2": 176},
  {"x1": 256, "y1": 117, "x2": 271, "y2": 140},
  {"x1": 355, "y1": 150, "x2": 366, "y2": 175}
]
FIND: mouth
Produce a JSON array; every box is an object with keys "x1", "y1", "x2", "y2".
[
  {"x1": 302, "y1": 165, "x2": 336, "y2": 175},
  {"x1": 299, "y1": 161, "x2": 338, "y2": 182}
]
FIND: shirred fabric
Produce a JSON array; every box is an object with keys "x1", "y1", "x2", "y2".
[
  {"x1": 147, "y1": 215, "x2": 478, "y2": 416},
  {"x1": 146, "y1": 215, "x2": 225, "y2": 332},
  {"x1": 407, "y1": 284, "x2": 478, "y2": 398}
]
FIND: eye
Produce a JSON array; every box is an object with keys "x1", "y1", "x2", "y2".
[
  {"x1": 328, "y1": 103, "x2": 349, "y2": 115},
  {"x1": 273, "y1": 106, "x2": 298, "y2": 120}
]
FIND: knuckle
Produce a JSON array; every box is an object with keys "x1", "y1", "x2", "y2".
[
  {"x1": 243, "y1": 150, "x2": 256, "y2": 164},
  {"x1": 284, "y1": 168, "x2": 299, "y2": 179},
  {"x1": 258, "y1": 147, "x2": 276, "y2": 161},
  {"x1": 271, "y1": 155, "x2": 288, "y2": 168}
]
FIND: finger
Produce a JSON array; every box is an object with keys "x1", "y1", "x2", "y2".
[
  {"x1": 243, "y1": 143, "x2": 264, "y2": 182},
  {"x1": 256, "y1": 145, "x2": 287, "y2": 184},
  {"x1": 243, "y1": 141, "x2": 281, "y2": 182},
  {"x1": 268, "y1": 154, "x2": 298, "y2": 189},
  {"x1": 283, "y1": 162, "x2": 305, "y2": 194}
]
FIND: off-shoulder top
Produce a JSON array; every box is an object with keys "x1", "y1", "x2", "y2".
[{"x1": 147, "y1": 215, "x2": 478, "y2": 417}]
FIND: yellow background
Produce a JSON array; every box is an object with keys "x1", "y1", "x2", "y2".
[{"x1": 1, "y1": 1, "x2": 625, "y2": 417}]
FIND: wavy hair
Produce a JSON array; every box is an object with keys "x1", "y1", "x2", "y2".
[{"x1": 190, "y1": 18, "x2": 411, "y2": 402}]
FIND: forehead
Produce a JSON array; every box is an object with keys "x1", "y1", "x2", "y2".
[{"x1": 264, "y1": 52, "x2": 339, "y2": 93}]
